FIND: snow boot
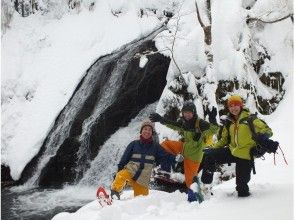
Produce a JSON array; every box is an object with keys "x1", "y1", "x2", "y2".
[
  {"x1": 238, "y1": 191, "x2": 251, "y2": 197},
  {"x1": 188, "y1": 176, "x2": 204, "y2": 203},
  {"x1": 110, "y1": 190, "x2": 121, "y2": 200}
]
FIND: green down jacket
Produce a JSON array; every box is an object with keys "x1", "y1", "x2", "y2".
[{"x1": 165, "y1": 117, "x2": 218, "y2": 163}]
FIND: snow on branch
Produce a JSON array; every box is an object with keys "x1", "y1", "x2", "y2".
[{"x1": 247, "y1": 13, "x2": 294, "y2": 24}]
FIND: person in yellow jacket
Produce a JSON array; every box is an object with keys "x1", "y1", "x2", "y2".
[
  {"x1": 150, "y1": 101, "x2": 218, "y2": 189},
  {"x1": 111, "y1": 120, "x2": 176, "y2": 199},
  {"x1": 201, "y1": 95, "x2": 273, "y2": 197}
]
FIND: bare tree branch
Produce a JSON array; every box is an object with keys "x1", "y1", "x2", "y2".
[
  {"x1": 169, "y1": 7, "x2": 183, "y2": 75},
  {"x1": 247, "y1": 13, "x2": 293, "y2": 24},
  {"x1": 195, "y1": 1, "x2": 205, "y2": 28},
  {"x1": 135, "y1": 7, "x2": 183, "y2": 74},
  {"x1": 195, "y1": 0, "x2": 211, "y2": 45},
  {"x1": 206, "y1": 0, "x2": 211, "y2": 24}
]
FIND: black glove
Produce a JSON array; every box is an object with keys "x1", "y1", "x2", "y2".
[
  {"x1": 208, "y1": 107, "x2": 217, "y2": 124},
  {"x1": 250, "y1": 146, "x2": 266, "y2": 158},
  {"x1": 149, "y1": 113, "x2": 163, "y2": 123},
  {"x1": 219, "y1": 115, "x2": 228, "y2": 126},
  {"x1": 256, "y1": 133, "x2": 278, "y2": 154}
]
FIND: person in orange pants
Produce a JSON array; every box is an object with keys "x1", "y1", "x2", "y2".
[
  {"x1": 150, "y1": 101, "x2": 218, "y2": 189},
  {"x1": 111, "y1": 120, "x2": 176, "y2": 199},
  {"x1": 161, "y1": 140, "x2": 200, "y2": 187}
]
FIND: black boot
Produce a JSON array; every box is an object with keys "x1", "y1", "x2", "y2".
[
  {"x1": 238, "y1": 191, "x2": 251, "y2": 197},
  {"x1": 111, "y1": 190, "x2": 121, "y2": 200},
  {"x1": 201, "y1": 170, "x2": 214, "y2": 184}
]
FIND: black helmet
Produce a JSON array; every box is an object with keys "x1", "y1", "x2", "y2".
[{"x1": 182, "y1": 101, "x2": 196, "y2": 115}]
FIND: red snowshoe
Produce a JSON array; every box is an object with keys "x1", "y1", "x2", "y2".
[{"x1": 96, "y1": 187, "x2": 112, "y2": 207}]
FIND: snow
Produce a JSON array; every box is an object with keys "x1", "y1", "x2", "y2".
[
  {"x1": 2, "y1": 0, "x2": 292, "y2": 181},
  {"x1": 139, "y1": 55, "x2": 149, "y2": 68},
  {"x1": 1, "y1": 0, "x2": 165, "y2": 180},
  {"x1": 1, "y1": 0, "x2": 293, "y2": 218},
  {"x1": 51, "y1": 75, "x2": 292, "y2": 220}
]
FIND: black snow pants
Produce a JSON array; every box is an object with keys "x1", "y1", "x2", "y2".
[{"x1": 201, "y1": 147, "x2": 252, "y2": 196}]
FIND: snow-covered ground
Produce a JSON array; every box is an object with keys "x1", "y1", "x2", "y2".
[
  {"x1": 2, "y1": 0, "x2": 293, "y2": 219},
  {"x1": 2, "y1": 0, "x2": 292, "y2": 182},
  {"x1": 51, "y1": 84, "x2": 293, "y2": 220}
]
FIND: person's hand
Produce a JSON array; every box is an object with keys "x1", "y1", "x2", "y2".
[
  {"x1": 149, "y1": 113, "x2": 163, "y2": 123},
  {"x1": 208, "y1": 106, "x2": 217, "y2": 124},
  {"x1": 219, "y1": 115, "x2": 228, "y2": 125},
  {"x1": 256, "y1": 133, "x2": 278, "y2": 154},
  {"x1": 175, "y1": 154, "x2": 184, "y2": 163}
]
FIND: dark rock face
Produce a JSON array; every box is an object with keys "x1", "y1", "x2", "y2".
[
  {"x1": 20, "y1": 27, "x2": 170, "y2": 187},
  {"x1": 88, "y1": 41, "x2": 169, "y2": 159},
  {"x1": 1, "y1": 165, "x2": 16, "y2": 188},
  {"x1": 216, "y1": 76, "x2": 285, "y2": 115},
  {"x1": 38, "y1": 137, "x2": 80, "y2": 187},
  {"x1": 1, "y1": 165, "x2": 13, "y2": 182}
]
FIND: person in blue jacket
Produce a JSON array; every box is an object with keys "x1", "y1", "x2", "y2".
[{"x1": 111, "y1": 120, "x2": 175, "y2": 199}]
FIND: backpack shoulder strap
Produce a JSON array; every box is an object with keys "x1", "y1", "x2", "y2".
[
  {"x1": 217, "y1": 119, "x2": 231, "y2": 144},
  {"x1": 196, "y1": 118, "x2": 211, "y2": 134},
  {"x1": 195, "y1": 118, "x2": 202, "y2": 134},
  {"x1": 242, "y1": 113, "x2": 258, "y2": 140}
]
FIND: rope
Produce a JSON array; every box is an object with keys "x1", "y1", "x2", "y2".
[
  {"x1": 278, "y1": 145, "x2": 288, "y2": 165},
  {"x1": 273, "y1": 146, "x2": 288, "y2": 166}
]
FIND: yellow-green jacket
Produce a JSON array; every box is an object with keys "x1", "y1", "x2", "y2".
[
  {"x1": 165, "y1": 117, "x2": 218, "y2": 162},
  {"x1": 214, "y1": 109, "x2": 273, "y2": 160}
]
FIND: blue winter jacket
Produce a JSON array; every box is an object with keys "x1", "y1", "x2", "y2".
[{"x1": 118, "y1": 139, "x2": 175, "y2": 187}]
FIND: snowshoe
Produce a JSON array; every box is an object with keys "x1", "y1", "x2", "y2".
[{"x1": 96, "y1": 187, "x2": 112, "y2": 207}]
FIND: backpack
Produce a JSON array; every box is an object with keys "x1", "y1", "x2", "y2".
[{"x1": 245, "y1": 114, "x2": 279, "y2": 157}]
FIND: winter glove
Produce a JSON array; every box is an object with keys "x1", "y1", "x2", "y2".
[
  {"x1": 208, "y1": 106, "x2": 217, "y2": 125},
  {"x1": 149, "y1": 113, "x2": 163, "y2": 123},
  {"x1": 256, "y1": 133, "x2": 278, "y2": 154},
  {"x1": 250, "y1": 146, "x2": 266, "y2": 158},
  {"x1": 219, "y1": 115, "x2": 228, "y2": 126},
  {"x1": 175, "y1": 154, "x2": 184, "y2": 163}
]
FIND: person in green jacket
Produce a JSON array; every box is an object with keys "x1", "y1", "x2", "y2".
[
  {"x1": 201, "y1": 95, "x2": 273, "y2": 197},
  {"x1": 150, "y1": 101, "x2": 218, "y2": 188}
]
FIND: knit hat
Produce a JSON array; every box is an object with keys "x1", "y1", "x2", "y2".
[
  {"x1": 140, "y1": 120, "x2": 155, "y2": 134},
  {"x1": 227, "y1": 95, "x2": 243, "y2": 107},
  {"x1": 182, "y1": 101, "x2": 197, "y2": 115}
]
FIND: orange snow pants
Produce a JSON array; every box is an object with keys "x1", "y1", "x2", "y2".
[
  {"x1": 161, "y1": 140, "x2": 200, "y2": 188},
  {"x1": 111, "y1": 169, "x2": 149, "y2": 197}
]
